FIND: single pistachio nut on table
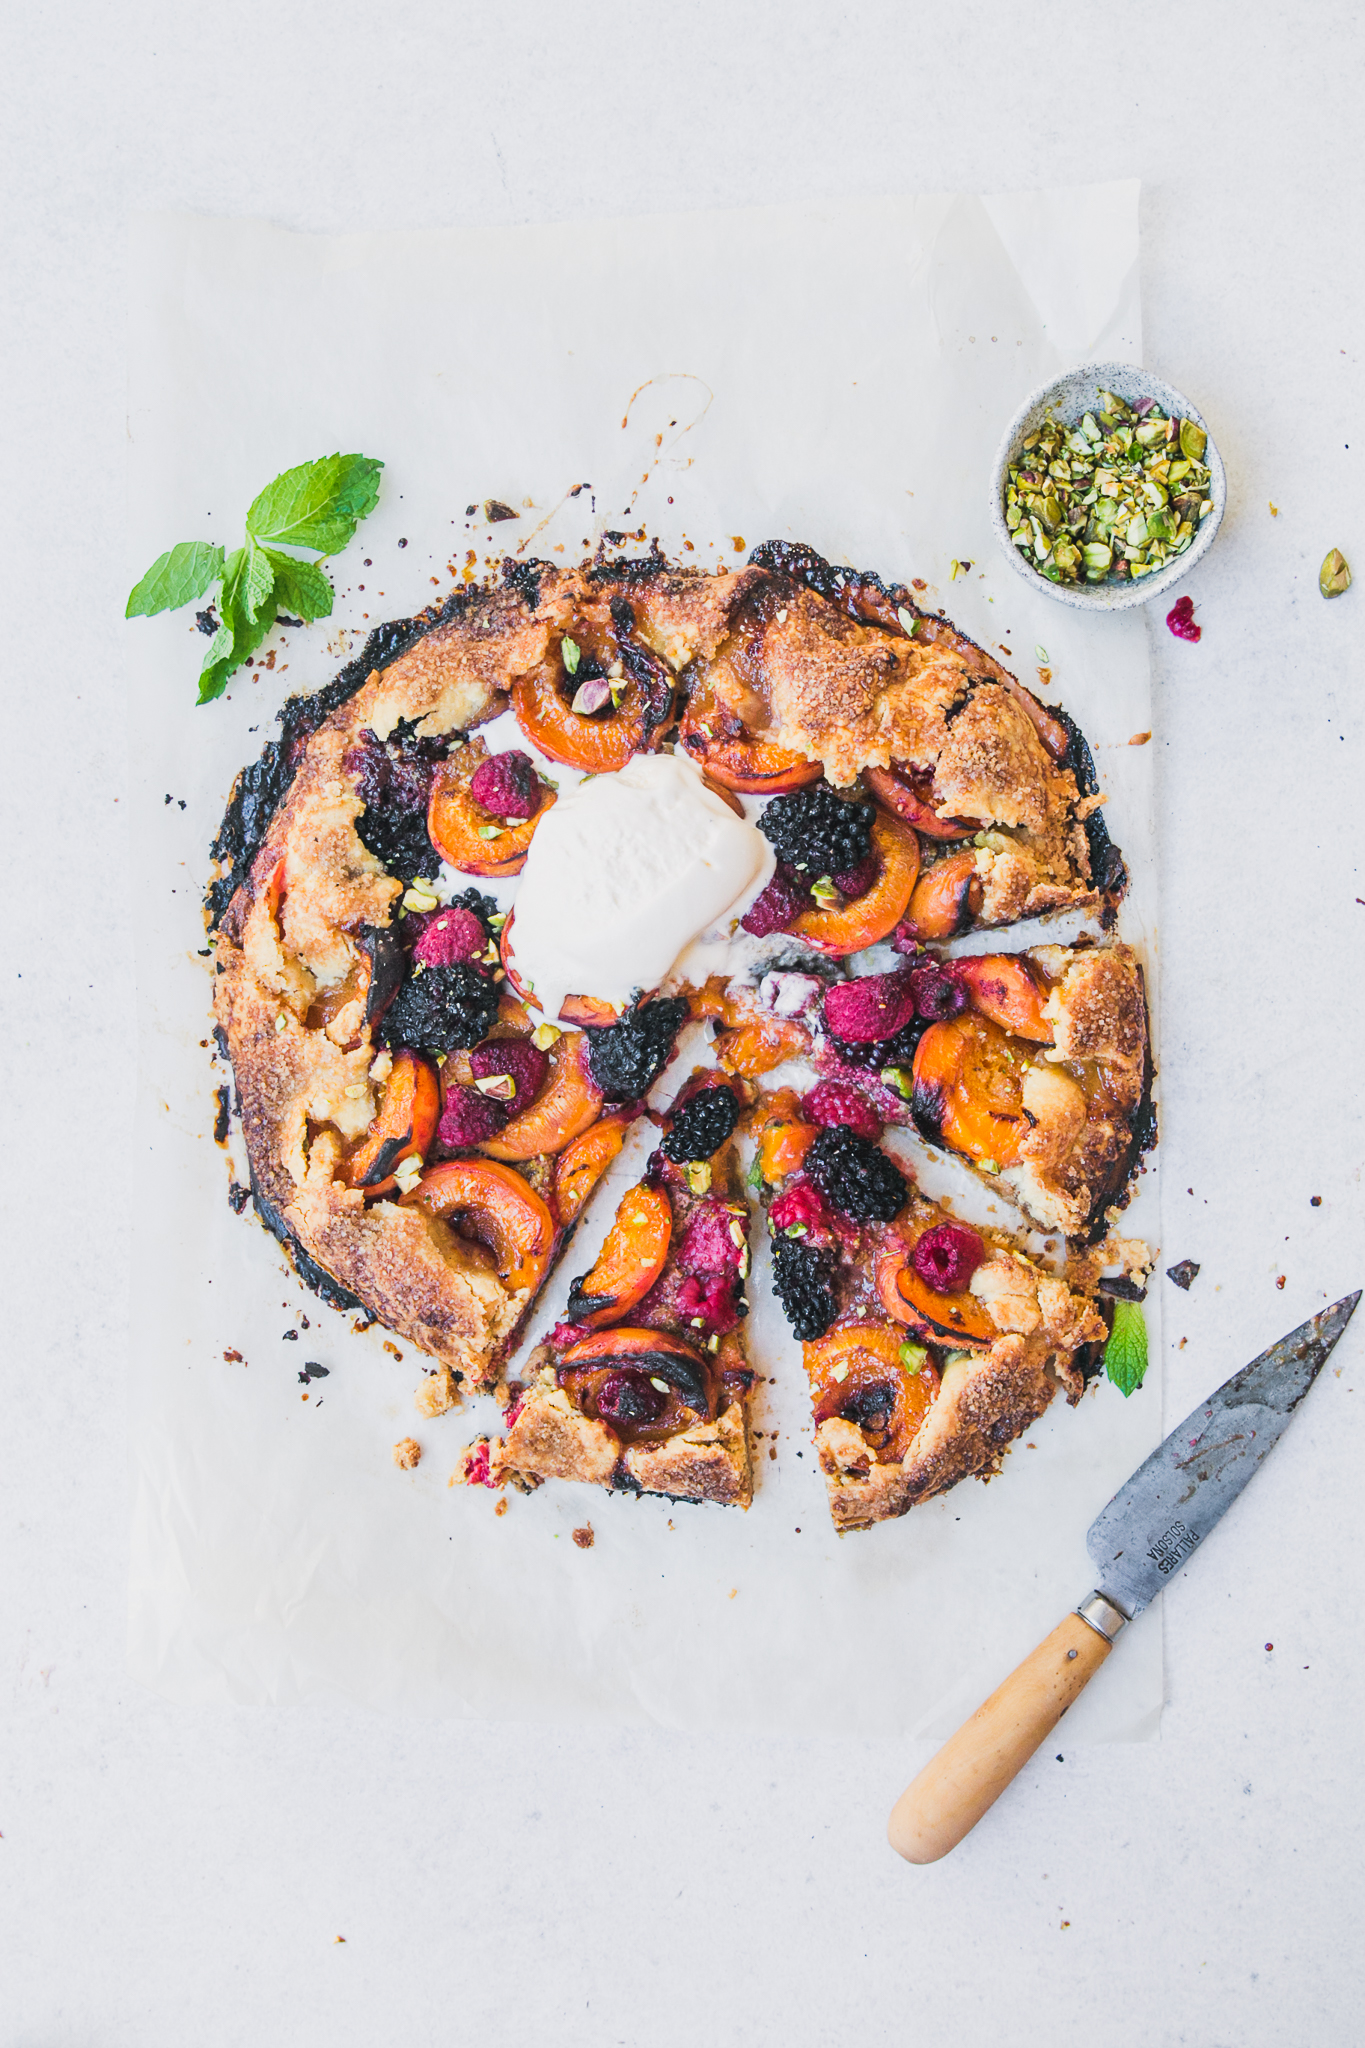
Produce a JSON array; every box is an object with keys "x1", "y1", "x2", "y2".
[
  {"x1": 1320, "y1": 548, "x2": 1352, "y2": 598},
  {"x1": 1004, "y1": 389, "x2": 1213, "y2": 587}
]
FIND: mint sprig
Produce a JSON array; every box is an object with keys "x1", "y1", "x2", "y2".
[
  {"x1": 125, "y1": 453, "x2": 383, "y2": 703},
  {"x1": 1103, "y1": 1298, "x2": 1149, "y2": 1397}
]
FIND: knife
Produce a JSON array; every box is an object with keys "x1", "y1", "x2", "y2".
[{"x1": 887, "y1": 1292, "x2": 1360, "y2": 1864}]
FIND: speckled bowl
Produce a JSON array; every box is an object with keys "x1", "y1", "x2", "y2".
[{"x1": 988, "y1": 362, "x2": 1226, "y2": 613}]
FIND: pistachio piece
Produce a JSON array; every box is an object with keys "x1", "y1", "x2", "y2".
[
  {"x1": 561, "y1": 635, "x2": 581, "y2": 675},
  {"x1": 571, "y1": 675, "x2": 612, "y2": 716},
  {"x1": 1178, "y1": 419, "x2": 1207, "y2": 464},
  {"x1": 1320, "y1": 548, "x2": 1352, "y2": 598}
]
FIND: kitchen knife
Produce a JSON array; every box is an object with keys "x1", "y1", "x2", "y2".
[{"x1": 887, "y1": 1292, "x2": 1360, "y2": 1864}]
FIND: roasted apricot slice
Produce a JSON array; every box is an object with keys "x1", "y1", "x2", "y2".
[
  {"x1": 344, "y1": 1049, "x2": 440, "y2": 1196},
  {"x1": 714, "y1": 1015, "x2": 810, "y2": 1078},
  {"x1": 478, "y1": 1028, "x2": 604, "y2": 1161},
  {"x1": 900, "y1": 849, "x2": 983, "y2": 942},
  {"x1": 565, "y1": 1182, "x2": 672, "y2": 1329},
  {"x1": 805, "y1": 1320, "x2": 938, "y2": 1463},
  {"x1": 792, "y1": 813, "x2": 920, "y2": 955},
  {"x1": 758, "y1": 1114, "x2": 819, "y2": 1183},
  {"x1": 404, "y1": 1159, "x2": 556, "y2": 1296},
  {"x1": 558, "y1": 1326, "x2": 712, "y2": 1433},
  {"x1": 953, "y1": 954, "x2": 1052, "y2": 1041},
  {"x1": 427, "y1": 743, "x2": 554, "y2": 877},
  {"x1": 874, "y1": 1238, "x2": 996, "y2": 1347},
  {"x1": 678, "y1": 687, "x2": 822, "y2": 795},
  {"x1": 864, "y1": 764, "x2": 979, "y2": 841},
  {"x1": 511, "y1": 627, "x2": 675, "y2": 773},
  {"x1": 553, "y1": 1111, "x2": 633, "y2": 1225},
  {"x1": 910, "y1": 1012, "x2": 1029, "y2": 1169}
]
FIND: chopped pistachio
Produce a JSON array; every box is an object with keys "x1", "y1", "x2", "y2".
[
  {"x1": 476, "y1": 825, "x2": 503, "y2": 841},
  {"x1": 649, "y1": 1377, "x2": 670, "y2": 1393},
  {"x1": 530, "y1": 1022, "x2": 562, "y2": 1052},
  {"x1": 1320, "y1": 548, "x2": 1352, "y2": 599},
  {"x1": 979, "y1": 1156, "x2": 1000, "y2": 1174},
  {"x1": 707, "y1": 1335, "x2": 720, "y2": 1354},
  {"x1": 1006, "y1": 395, "x2": 1214, "y2": 587},
  {"x1": 810, "y1": 875, "x2": 839, "y2": 907},
  {"x1": 684, "y1": 1161, "x2": 712, "y2": 1195},
  {"x1": 561, "y1": 634, "x2": 581, "y2": 675},
  {"x1": 898, "y1": 1341, "x2": 929, "y2": 1373},
  {"x1": 831, "y1": 1362, "x2": 850, "y2": 1383},
  {"x1": 880, "y1": 1066, "x2": 914, "y2": 1099},
  {"x1": 402, "y1": 887, "x2": 439, "y2": 912},
  {"x1": 896, "y1": 605, "x2": 919, "y2": 636}
]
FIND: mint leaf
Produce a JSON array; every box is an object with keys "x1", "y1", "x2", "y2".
[
  {"x1": 1104, "y1": 1298, "x2": 1148, "y2": 1397},
  {"x1": 263, "y1": 549, "x2": 334, "y2": 623},
  {"x1": 198, "y1": 548, "x2": 278, "y2": 703},
  {"x1": 246, "y1": 453, "x2": 383, "y2": 554},
  {"x1": 126, "y1": 541, "x2": 224, "y2": 618}
]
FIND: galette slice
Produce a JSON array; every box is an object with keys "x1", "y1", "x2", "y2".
[
  {"x1": 751, "y1": 1088, "x2": 1109, "y2": 1533},
  {"x1": 813, "y1": 943, "x2": 1151, "y2": 1241},
  {"x1": 459, "y1": 1074, "x2": 757, "y2": 1508}
]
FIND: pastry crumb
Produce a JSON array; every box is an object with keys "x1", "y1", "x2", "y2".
[
  {"x1": 415, "y1": 1366, "x2": 459, "y2": 1417},
  {"x1": 393, "y1": 1438, "x2": 421, "y2": 1469},
  {"x1": 383, "y1": 1340, "x2": 404, "y2": 1360},
  {"x1": 1128, "y1": 731, "x2": 1151, "y2": 746},
  {"x1": 571, "y1": 1524, "x2": 595, "y2": 1549},
  {"x1": 494, "y1": 1498, "x2": 508, "y2": 1517}
]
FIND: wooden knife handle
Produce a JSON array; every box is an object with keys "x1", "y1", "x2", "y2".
[{"x1": 887, "y1": 1604, "x2": 1120, "y2": 1864}]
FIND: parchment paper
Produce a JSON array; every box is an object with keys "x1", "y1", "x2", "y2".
[{"x1": 126, "y1": 186, "x2": 1163, "y2": 1735}]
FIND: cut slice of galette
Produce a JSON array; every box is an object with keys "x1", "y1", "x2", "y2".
[
  {"x1": 750, "y1": 1086, "x2": 1114, "y2": 1532},
  {"x1": 458, "y1": 1074, "x2": 757, "y2": 1507}
]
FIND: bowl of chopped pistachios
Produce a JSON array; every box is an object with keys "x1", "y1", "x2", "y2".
[{"x1": 988, "y1": 362, "x2": 1226, "y2": 611}]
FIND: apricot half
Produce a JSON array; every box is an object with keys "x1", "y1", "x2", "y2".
[
  {"x1": 910, "y1": 1012, "x2": 1029, "y2": 1169},
  {"x1": 864, "y1": 764, "x2": 979, "y2": 841},
  {"x1": 478, "y1": 1028, "x2": 604, "y2": 1162},
  {"x1": 553, "y1": 1111, "x2": 633, "y2": 1225},
  {"x1": 874, "y1": 1238, "x2": 996, "y2": 1347},
  {"x1": 805, "y1": 1320, "x2": 939, "y2": 1463},
  {"x1": 678, "y1": 687, "x2": 822, "y2": 795},
  {"x1": 511, "y1": 629, "x2": 675, "y2": 773},
  {"x1": 566, "y1": 1182, "x2": 673, "y2": 1330},
  {"x1": 344, "y1": 1049, "x2": 440, "y2": 1197},
  {"x1": 953, "y1": 954, "x2": 1052, "y2": 1042},
  {"x1": 792, "y1": 812, "x2": 921, "y2": 956},
  {"x1": 427, "y1": 744, "x2": 554, "y2": 877},
  {"x1": 900, "y1": 849, "x2": 983, "y2": 941},
  {"x1": 558, "y1": 1326, "x2": 712, "y2": 1430},
  {"x1": 403, "y1": 1159, "x2": 556, "y2": 1296}
]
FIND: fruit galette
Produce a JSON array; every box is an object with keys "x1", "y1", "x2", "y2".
[{"x1": 209, "y1": 539, "x2": 1151, "y2": 1529}]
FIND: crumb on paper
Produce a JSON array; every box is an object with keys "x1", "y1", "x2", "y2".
[
  {"x1": 571, "y1": 1525, "x2": 595, "y2": 1549},
  {"x1": 393, "y1": 1438, "x2": 421, "y2": 1470},
  {"x1": 383, "y1": 1340, "x2": 404, "y2": 1360},
  {"x1": 1036, "y1": 666, "x2": 1052, "y2": 688},
  {"x1": 1128, "y1": 731, "x2": 1151, "y2": 747},
  {"x1": 729, "y1": 1588, "x2": 738, "y2": 1599},
  {"x1": 223, "y1": 1348, "x2": 244, "y2": 1364},
  {"x1": 415, "y1": 1366, "x2": 459, "y2": 1417},
  {"x1": 1276, "y1": 1275, "x2": 1286, "y2": 1290},
  {"x1": 1269, "y1": 502, "x2": 1278, "y2": 516},
  {"x1": 494, "y1": 1498, "x2": 508, "y2": 1517},
  {"x1": 334, "y1": 1936, "x2": 346, "y2": 1945}
]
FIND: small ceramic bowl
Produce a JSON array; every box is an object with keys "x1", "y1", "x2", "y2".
[{"x1": 988, "y1": 361, "x2": 1226, "y2": 613}]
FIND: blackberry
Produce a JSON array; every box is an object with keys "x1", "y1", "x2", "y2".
[
  {"x1": 585, "y1": 997, "x2": 688, "y2": 1101},
  {"x1": 770, "y1": 1237, "x2": 838, "y2": 1342},
  {"x1": 759, "y1": 782, "x2": 873, "y2": 879},
  {"x1": 350, "y1": 726, "x2": 449, "y2": 881},
  {"x1": 804, "y1": 1125, "x2": 909, "y2": 1222},
  {"x1": 379, "y1": 962, "x2": 500, "y2": 1054},
  {"x1": 662, "y1": 1084, "x2": 740, "y2": 1162},
  {"x1": 828, "y1": 1019, "x2": 925, "y2": 1072}
]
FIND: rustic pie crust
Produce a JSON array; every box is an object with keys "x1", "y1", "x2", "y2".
[{"x1": 209, "y1": 539, "x2": 1140, "y2": 1513}]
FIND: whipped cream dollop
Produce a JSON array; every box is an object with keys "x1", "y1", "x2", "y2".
[{"x1": 509, "y1": 751, "x2": 775, "y2": 1021}]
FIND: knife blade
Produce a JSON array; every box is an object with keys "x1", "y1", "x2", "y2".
[{"x1": 888, "y1": 1292, "x2": 1360, "y2": 1864}]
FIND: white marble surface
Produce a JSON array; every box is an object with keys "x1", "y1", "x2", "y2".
[{"x1": 2, "y1": 4, "x2": 1362, "y2": 2042}]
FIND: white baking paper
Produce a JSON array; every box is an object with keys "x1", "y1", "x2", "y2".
[{"x1": 126, "y1": 185, "x2": 1163, "y2": 1735}]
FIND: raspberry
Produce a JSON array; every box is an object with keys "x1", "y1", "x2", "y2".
[
  {"x1": 550, "y1": 1319, "x2": 593, "y2": 1349},
  {"x1": 805, "y1": 1126, "x2": 909, "y2": 1221},
  {"x1": 823, "y1": 971, "x2": 916, "y2": 1043},
  {"x1": 469, "y1": 1037, "x2": 548, "y2": 1111},
  {"x1": 1166, "y1": 593, "x2": 1201, "y2": 642},
  {"x1": 469, "y1": 749, "x2": 542, "y2": 821},
  {"x1": 663, "y1": 1084, "x2": 740, "y2": 1162},
  {"x1": 412, "y1": 905, "x2": 486, "y2": 967},
  {"x1": 594, "y1": 1372, "x2": 667, "y2": 1427},
  {"x1": 769, "y1": 1179, "x2": 829, "y2": 1235},
  {"x1": 740, "y1": 861, "x2": 811, "y2": 937},
  {"x1": 912, "y1": 1222, "x2": 986, "y2": 1294},
  {"x1": 770, "y1": 1237, "x2": 837, "y2": 1342},
  {"x1": 759, "y1": 782, "x2": 873, "y2": 877},
  {"x1": 907, "y1": 957, "x2": 967, "y2": 1022},
  {"x1": 831, "y1": 853, "x2": 878, "y2": 899},
  {"x1": 675, "y1": 1199, "x2": 744, "y2": 1274},
  {"x1": 801, "y1": 1081, "x2": 883, "y2": 1143},
  {"x1": 436, "y1": 1083, "x2": 509, "y2": 1150},
  {"x1": 635, "y1": 1266, "x2": 739, "y2": 1336}
]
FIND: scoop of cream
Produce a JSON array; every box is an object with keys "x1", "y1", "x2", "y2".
[{"x1": 509, "y1": 751, "x2": 775, "y2": 1021}]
